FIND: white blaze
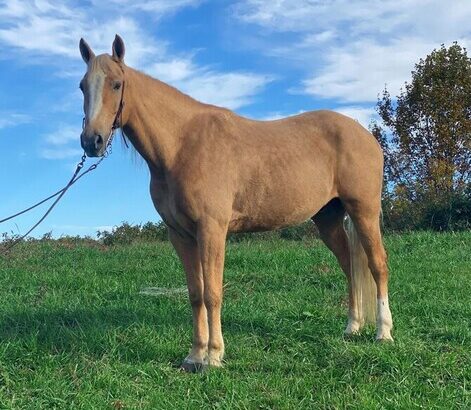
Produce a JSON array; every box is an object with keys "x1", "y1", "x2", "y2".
[{"x1": 87, "y1": 69, "x2": 105, "y2": 122}]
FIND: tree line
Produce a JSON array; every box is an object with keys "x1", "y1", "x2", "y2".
[{"x1": 371, "y1": 42, "x2": 470, "y2": 231}]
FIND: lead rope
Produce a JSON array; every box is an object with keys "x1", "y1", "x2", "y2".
[
  {"x1": 0, "y1": 77, "x2": 125, "y2": 255},
  {"x1": 0, "y1": 140, "x2": 111, "y2": 254}
]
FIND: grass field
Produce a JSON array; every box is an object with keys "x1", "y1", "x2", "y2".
[{"x1": 0, "y1": 232, "x2": 470, "y2": 409}]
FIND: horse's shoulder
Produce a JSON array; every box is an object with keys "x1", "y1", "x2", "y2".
[{"x1": 186, "y1": 109, "x2": 235, "y2": 133}]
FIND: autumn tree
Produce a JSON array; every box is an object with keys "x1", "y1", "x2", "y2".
[{"x1": 372, "y1": 43, "x2": 471, "y2": 230}]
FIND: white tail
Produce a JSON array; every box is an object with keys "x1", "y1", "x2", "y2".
[{"x1": 344, "y1": 215, "x2": 377, "y2": 325}]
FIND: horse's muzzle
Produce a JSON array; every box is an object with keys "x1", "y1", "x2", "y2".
[{"x1": 81, "y1": 132, "x2": 104, "y2": 157}]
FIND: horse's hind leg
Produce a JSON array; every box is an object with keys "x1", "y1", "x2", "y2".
[
  {"x1": 343, "y1": 200, "x2": 393, "y2": 341},
  {"x1": 312, "y1": 199, "x2": 361, "y2": 335}
]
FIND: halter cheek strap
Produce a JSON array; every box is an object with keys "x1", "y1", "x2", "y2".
[
  {"x1": 110, "y1": 65, "x2": 128, "y2": 149},
  {"x1": 112, "y1": 79, "x2": 125, "y2": 131},
  {"x1": 103, "y1": 80, "x2": 126, "y2": 154}
]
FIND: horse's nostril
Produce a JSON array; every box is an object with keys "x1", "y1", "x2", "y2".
[{"x1": 95, "y1": 134, "x2": 104, "y2": 150}]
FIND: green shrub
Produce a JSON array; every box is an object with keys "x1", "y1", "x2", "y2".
[
  {"x1": 97, "y1": 221, "x2": 168, "y2": 245},
  {"x1": 95, "y1": 220, "x2": 319, "y2": 245},
  {"x1": 422, "y1": 191, "x2": 471, "y2": 231},
  {"x1": 382, "y1": 190, "x2": 471, "y2": 232}
]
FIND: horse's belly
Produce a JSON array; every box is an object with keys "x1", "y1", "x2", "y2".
[
  {"x1": 229, "y1": 211, "x2": 315, "y2": 233},
  {"x1": 229, "y1": 182, "x2": 328, "y2": 233}
]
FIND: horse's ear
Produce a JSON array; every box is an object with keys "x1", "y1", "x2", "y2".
[
  {"x1": 79, "y1": 38, "x2": 95, "y2": 65},
  {"x1": 112, "y1": 34, "x2": 125, "y2": 62}
]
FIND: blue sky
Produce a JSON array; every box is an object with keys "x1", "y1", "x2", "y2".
[{"x1": 1, "y1": 0, "x2": 470, "y2": 237}]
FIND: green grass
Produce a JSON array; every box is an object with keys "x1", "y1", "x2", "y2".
[{"x1": 0, "y1": 232, "x2": 470, "y2": 409}]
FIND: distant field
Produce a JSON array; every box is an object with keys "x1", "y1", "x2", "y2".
[{"x1": 0, "y1": 232, "x2": 469, "y2": 409}]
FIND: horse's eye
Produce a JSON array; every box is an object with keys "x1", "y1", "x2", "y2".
[{"x1": 113, "y1": 81, "x2": 122, "y2": 91}]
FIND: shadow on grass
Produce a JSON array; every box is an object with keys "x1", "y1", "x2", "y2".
[
  {"x1": 0, "y1": 304, "x2": 392, "y2": 368},
  {"x1": 0, "y1": 306, "x2": 193, "y2": 363}
]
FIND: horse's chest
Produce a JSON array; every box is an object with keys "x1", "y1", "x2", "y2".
[
  {"x1": 149, "y1": 179, "x2": 174, "y2": 225},
  {"x1": 149, "y1": 179, "x2": 197, "y2": 237}
]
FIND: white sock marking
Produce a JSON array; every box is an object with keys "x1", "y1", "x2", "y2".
[{"x1": 376, "y1": 296, "x2": 393, "y2": 340}]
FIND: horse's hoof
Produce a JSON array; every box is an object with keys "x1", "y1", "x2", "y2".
[
  {"x1": 343, "y1": 326, "x2": 362, "y2": 339},
  {"x1": 376, "y1": 334, "x2": 394, "y2": 343},
  {"x1": 208, "y1": 358, "x2": 224, "y2": 368},
  {"x1": 343, "y1": 331, "x2": 360, "y2": 340},
  {"x1": 344, "y1": 320, "x2": 362, "y2": 338},
  {"x1": 179, "y1": 359, "x2": 207, "y2": 373}
]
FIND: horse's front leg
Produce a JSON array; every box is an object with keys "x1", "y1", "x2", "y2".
[
  {"x1": 168, "y1": 229, "x2": 209, "y2": 372},
  {"x1": 197, "y1": 219, "x2": 228, "y2": 367}
]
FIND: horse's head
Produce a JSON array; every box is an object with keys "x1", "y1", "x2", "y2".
[{"x1": 79, "y1": 35, "x2": 126, "y2": 157}]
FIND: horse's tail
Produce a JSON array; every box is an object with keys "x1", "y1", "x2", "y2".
[{"x1": 344, "y1": 215, "x2": 377, "y2": 325}]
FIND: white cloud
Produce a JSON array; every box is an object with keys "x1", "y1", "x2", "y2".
[
  {"x1": 149, "y1": 58, "x2": 272, "y2": 109},
  {"x1": 257, "y1": 112, "x2": 286, "y2": 121},
  {"x1": 0, "y1": 1, "x2": 83, "y2": 59},
  {"x1": 0, "y1": 112, "x2": 30, "y2": 129},
  {"x1": 0, "y1": 0, "x2": 30, "y2": 18},
  {"x1": 44, "y1": 125, "x2": 81, "y2": 146},
  {"x1": 303, "y1": 38, "x2": 434, "y2": 102},
  {"x1": 234, "y1": 0, "x2": 471, "y2": 38},
  {"x1": 234, "y1": 0, "x2": 405, "y2": 32},
  {"x1": 97, "y1": 0, "x2": 204, "y2": 15},
  {"x1": 255, "y1": 109, "x2": 305, "y2": 121},
  {"x1": 180, "y1": 72, "x2": 271, "y2": 110},
  {"x1": 234, "y1": 0, "x2": 471, "y2": 102},
  {"x1": 0, "y1": 0, "x2": 269, "y2": 120},
  {"x1": 334, "y1": 106, "x2": 377, "y2": 129},
  {"x1": 40, "y1": 147, "x2": 83, "y2": 160},
  {"x1": 150, "y1": 59, "x2": 196, "y2": 82},
  {"x1": 306, "y1": 31, "x2": 336, "y2": 44},
  {"x1": 40, "y1": 125, "x2": 82, "y2": 159},
  {"x1": 0, "y1": 0, "x2": 162, "y2": 67}
]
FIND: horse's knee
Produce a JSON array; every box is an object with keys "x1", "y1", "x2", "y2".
[
  {"x1": 188, "y1": 288, "x2": 204, "y2": 308},
  {"x1": 204, "y1": 289, "x2": 221, "y2": 310}
]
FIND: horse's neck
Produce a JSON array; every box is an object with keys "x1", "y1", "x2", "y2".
[{"x1": 122, "y1": 67, "x2": 202, "y2": 173}]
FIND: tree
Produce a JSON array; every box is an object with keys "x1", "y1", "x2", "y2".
[{"x1": 372, "y1": 43, "x2": 471, "y2": 230}]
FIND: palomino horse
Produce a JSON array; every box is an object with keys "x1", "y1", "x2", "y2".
[{"x1": 79, "y1": 35, "x2": 393, "y2": 372}]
